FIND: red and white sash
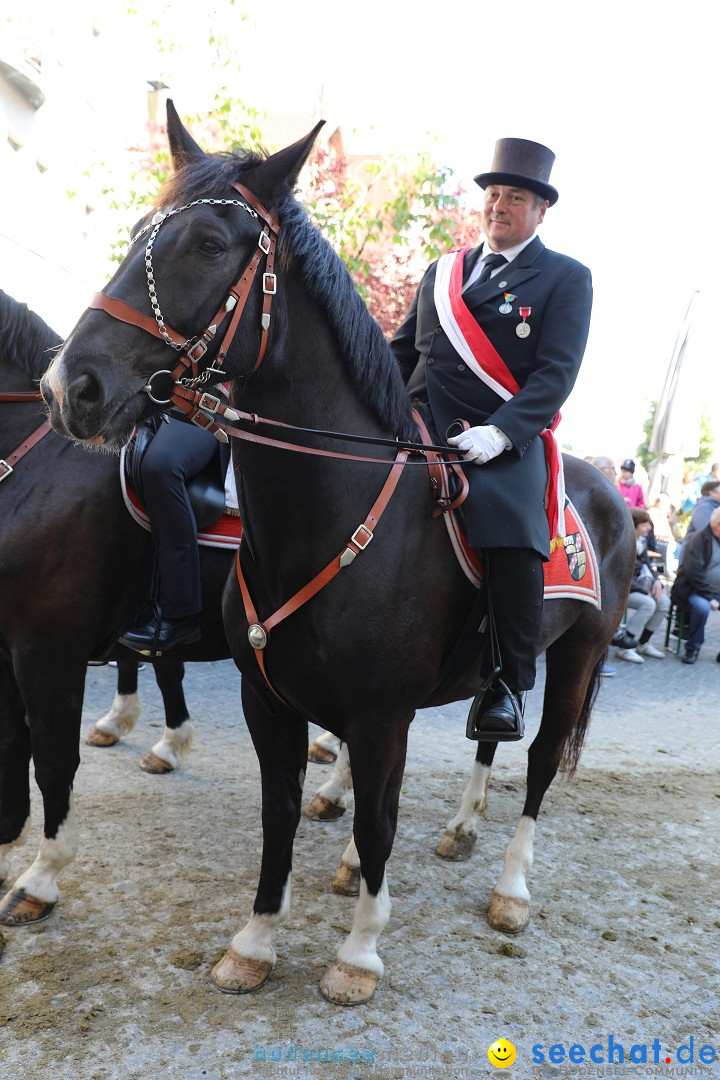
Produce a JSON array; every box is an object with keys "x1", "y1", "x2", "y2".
[{"x1": 433, "y1": 247, "x2": 565, "y2": 542}]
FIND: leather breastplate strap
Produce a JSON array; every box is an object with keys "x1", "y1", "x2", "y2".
[
  {"x1": 0, "y1": 419, "x2": 53, "y2": 482},
  {"x1": 235, "y1": 447, "x2": 409, "y2": 703}
]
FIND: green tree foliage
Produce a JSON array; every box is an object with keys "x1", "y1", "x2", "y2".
[{"x1": 89, "y1": 100, "x2": 477, "y2": 336}]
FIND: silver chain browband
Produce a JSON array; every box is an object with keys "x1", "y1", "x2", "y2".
[{"x1": 133, "y1": 197, "x2": 260, "y2": 351}]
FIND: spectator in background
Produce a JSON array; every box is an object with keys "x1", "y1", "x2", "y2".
[
  {"x1": 685, "y1": 480, "x2": 720, "y2": 539},
  {"x1": 615, "y1": 507, "x2": 670, "y2": 663},
  {"x1": 670, "y1": 505, "x2": 720, "y2": 664},
  {"x1": 593, "y1": 456, "x2": 617, "y2": 484},
  {"x1": 647, "y1": 492, "x2": 679, "y2": 576},
  {"x1": 617, "y1": 459, "x2": 646, "y2": 508},
  {"x1": 679, "y1": 467, "x2": 701, "y2": 514},
  {"x1": 704, "y1": 462, "x2": 720, "y2": 484}
]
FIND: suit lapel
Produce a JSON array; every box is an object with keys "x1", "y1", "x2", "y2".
[{"x1": 462, "y1": 236, "x2": 545, "y2": 306}]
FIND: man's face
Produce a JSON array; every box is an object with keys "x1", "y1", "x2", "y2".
[{"x1": 482, "y1": 185, "x2": 548, "y2": 251}]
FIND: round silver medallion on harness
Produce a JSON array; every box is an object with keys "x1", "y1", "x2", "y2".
[{"x1": 248, "y1": 623, "x2": 268, "y2": 649}]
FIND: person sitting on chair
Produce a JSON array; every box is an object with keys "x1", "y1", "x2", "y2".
[
  {"x1": 391, "y1": 137, "x2": 592, "y2": 740},
  {"x1": 670, "y1": 505, "x2": 720, "y2": 665},
  {"x1": 120, "y1": 413, "x2": 226, "y2": 653},
  {"x1": 615, "y1": 507, "x2": 670, "y2": 663}
]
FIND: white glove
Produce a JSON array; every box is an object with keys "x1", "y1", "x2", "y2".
[{"x1": 447, "y1": 423, "x2": 511, "y2": 464}]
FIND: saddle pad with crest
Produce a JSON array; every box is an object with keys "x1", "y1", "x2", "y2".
[
  {"x1": 119, "y1": 445, "x2": 242, "y2": 551},
  {"x1": 444, "y1": 496, "x2": 601, "y2": 609}
]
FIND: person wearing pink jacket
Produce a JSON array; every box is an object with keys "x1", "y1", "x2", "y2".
[{"x1": 618, "y1": 458, "x2": 646, "y2": 508}]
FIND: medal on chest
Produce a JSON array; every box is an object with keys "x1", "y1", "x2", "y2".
[
  {"x1": 516, "y1": 306, "x2": 532, "y2": 338},
  {"x1": 499, "y1": 292, "x2": 516, "y2": 314}
]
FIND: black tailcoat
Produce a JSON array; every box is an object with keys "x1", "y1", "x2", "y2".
[{"x1": 391, "y1": 237, "x2": 592, "y2": 558}]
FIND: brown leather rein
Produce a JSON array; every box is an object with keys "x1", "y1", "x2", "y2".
[
  {"x1": 0, "y1": 391, "x2": 52, "y2": 482},
  {"x1": 78, "y1": 180, "x2": 470, "y2": 702}
]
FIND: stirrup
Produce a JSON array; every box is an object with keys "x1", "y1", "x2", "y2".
[{"x1": 466, "y1": 676, "x2": 525, "y2": 742}]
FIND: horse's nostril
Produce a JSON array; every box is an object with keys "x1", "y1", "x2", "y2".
[{"x1": 69, "y1": 373, "x2": 102, "y2": 408}]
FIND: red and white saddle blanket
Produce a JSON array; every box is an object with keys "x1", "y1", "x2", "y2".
[
  {"x1": 444, "y1": 494, "x2": 601, "y2": 607},
  {"x1": 119, "y1": 446, "x2": 242, "y2": 551}
]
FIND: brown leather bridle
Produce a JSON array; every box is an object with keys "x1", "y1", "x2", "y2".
[{"x1": 88, "y1": 181, "x2": 279, "y2": 442}]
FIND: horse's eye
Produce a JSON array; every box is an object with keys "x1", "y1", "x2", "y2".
[{"x1": 200, "y1": 238, "x2": 225, "y2": 256}]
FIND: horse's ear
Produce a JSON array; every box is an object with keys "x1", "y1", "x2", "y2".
[
  {"x1": 166, "y1": 99, "x2": 206, "y2": 169},
  {"x1": 248, "y1": 120, "x2": 326, "y2": 203}
]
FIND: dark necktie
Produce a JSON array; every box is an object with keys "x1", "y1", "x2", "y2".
[{"x1": 477, "y1": 252, "x2": 508, "y2": 285}]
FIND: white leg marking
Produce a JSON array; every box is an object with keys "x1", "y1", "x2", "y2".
[
  {"x1": 229, "y1": 879, "x2": 291, "y2": 967},
  {"x1": 336, "y1": 874, "x2": 391, "y2": 976},
  {"x1": 94, "y1": 692, "x2": 142, "y2": 738},
  {"x1": 0, "y1": 816, "x2": 31, "y2": 880},
  {"x1": 445, "y1": 761, "x2": 492, "y2": 835},
  {"x1": 150, "y1": 720, "x2": 195, "y2": 768},
  {"x1": 14, "y1": 798, "x2": 78, "y2": 903},
  {"x1": 312, "y1": 743, "x2": 353, "y2": 809},
  {"x1": 340, "y1": 835, "x2": 360, "y2": 869},
  {"x1": 313, "y1": 730, "x2": 341, "y2": 754},
  {"x1": 494, "y1": 815, "x2": 535, "y2": 903}
]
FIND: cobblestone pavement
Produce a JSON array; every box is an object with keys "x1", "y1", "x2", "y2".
[{"x1": 0, "y1": 610, "x2": 718, "y2": 1080}]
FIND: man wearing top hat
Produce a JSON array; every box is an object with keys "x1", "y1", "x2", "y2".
[{"x1": 391, "y1": 137, "x2": 593, "y2": 740}]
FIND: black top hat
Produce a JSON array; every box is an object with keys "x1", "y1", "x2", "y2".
[
  {"x1": 474, "y1": 138, "x2": 559, "y2": 206},
  {"x1": 620, "y1": 459, "x2": 635, "y2": 473}
]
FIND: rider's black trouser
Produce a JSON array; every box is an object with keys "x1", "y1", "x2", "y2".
[
  {"x1": 140, "y1": 417, "x2": 218, "y2": 619},
  {"x1": 483, "y1": 546, "x2": 544, "y2": 692}
]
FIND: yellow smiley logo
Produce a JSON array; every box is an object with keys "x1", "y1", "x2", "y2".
[{"x1": 488, "y1": 1038, "x2": 517, "y2": 1068}]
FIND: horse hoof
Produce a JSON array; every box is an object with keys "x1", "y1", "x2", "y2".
[
  {"x1": 435, "y1": 829, "x2": 477, "y2": 861},
  {"x1": 331, "y1": 861, "x2": 360, "y2": 896},
  {"x1": 488, "y1": 891, "x2": 529, "y2": 933},
  {"x1": 0, "y1": 887, "x2": 56, "y2": 926},
  {"x1": 319, "y1": 961, "x2": 378, "y2": 1005},
  {"x1": 307, "y1": 742, "x2": 337, "y2": 765},
  {"x1": 139, "y1": 751, "x2": 174, "y2": 774},
  {"x1": 84, "y1": 727, "x2": 119, "y2": 747},
  {"x1": 211, "y1": 950, "x2": 272, "y2": 994},
  {"x1": 302, "y1": 795, "x2": 346, "y2": 821}
]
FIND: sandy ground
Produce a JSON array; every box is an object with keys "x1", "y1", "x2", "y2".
[{"x1": 1, "y1": 620, "x2": 719, "y2": 1080}]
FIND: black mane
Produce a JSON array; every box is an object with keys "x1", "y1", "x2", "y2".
[
  {"x1": 277, "y1": 199, "x2": 418, "y2": 441},
  {"x1": 0, "y1": 291, "x2": 63, "y2": 382},
  {"x1": 159, "y1": 153, "x2": 419, "y2": 442}
]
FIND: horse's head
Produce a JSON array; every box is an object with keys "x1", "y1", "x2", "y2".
[{"x1": 41, "y1": 100, "x2": 323, "y2": 449}]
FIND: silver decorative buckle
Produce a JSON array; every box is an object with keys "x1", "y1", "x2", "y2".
[
  {"x1": 263, "y1": 273, "x2": 277, "y2": 295},
  {"x1": 0, "y1": 459, "x2": 13, "y2": 481},
  {"x1": 351, "y1": 524, "x2": 373, "y2": 550},
  {"x1": 187, "y1": 337, "x2": 209, "y2": 362},
  {"x1": 198, "y1": 392, "x2": 221, "y2": 413},
  {"x1": 258, "y1": 232, "x2": 271, "y2": 254}
]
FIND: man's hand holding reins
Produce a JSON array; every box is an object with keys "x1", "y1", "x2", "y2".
[{"x1": 447, "y1": 423, "x2": 511, "y2": 464}]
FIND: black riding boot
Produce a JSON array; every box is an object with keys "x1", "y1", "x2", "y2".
[{"x1": 466, "y1": 548, "x2": 544, "y2": 741}]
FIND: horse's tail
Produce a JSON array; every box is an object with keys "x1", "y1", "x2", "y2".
[{"x1": 558, "y1": 647, "x2": 606, "y2": 778}]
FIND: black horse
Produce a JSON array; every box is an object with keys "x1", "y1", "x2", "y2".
[
  {"x1": 0, "y1": 289, "x2": 237, "y2": 925},
  {"x1": 42, "y1": 102, "x2": 635, "y2": 1004}
]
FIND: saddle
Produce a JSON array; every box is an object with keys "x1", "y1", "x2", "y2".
[{"x1": 124, "y1": 417, "x2": 229, "y2": 530}]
